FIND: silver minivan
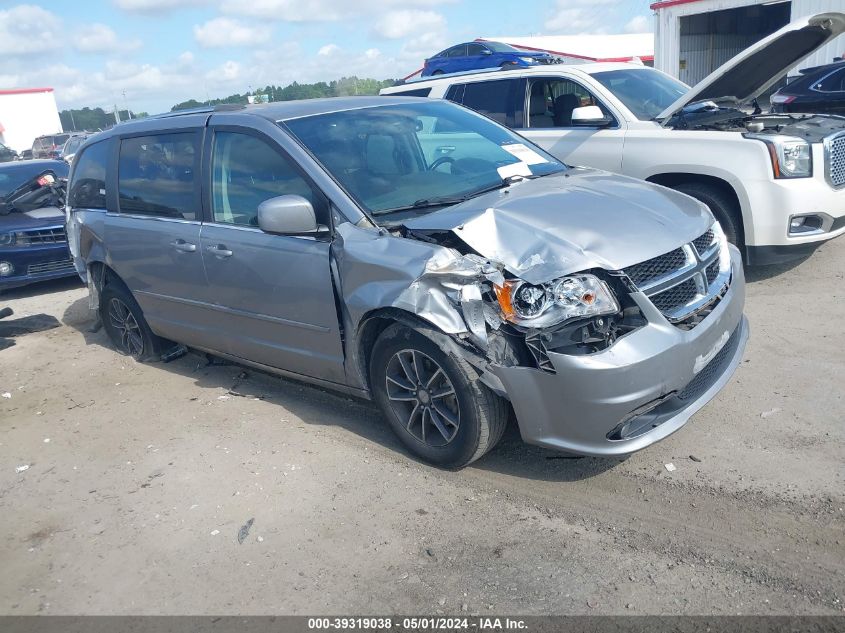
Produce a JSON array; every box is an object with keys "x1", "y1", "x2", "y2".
[{"x1": 67, "y1": 97, "x2": 748, "y2": 468}]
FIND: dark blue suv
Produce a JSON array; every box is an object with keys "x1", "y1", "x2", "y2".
[
  {"x1": 0, "y1": 160, "x2": 75, "y2": 292},
  {"x1": 422, "y1": 41, "x2": 556, "y2": 77}
]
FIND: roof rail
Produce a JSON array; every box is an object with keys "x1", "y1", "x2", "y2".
[
  {"x1": 402, "y1": 66, "x2": 516, "y2": 84},
  {"x1": 146, "y1": 103, "x2": 247, "y2": 120}
]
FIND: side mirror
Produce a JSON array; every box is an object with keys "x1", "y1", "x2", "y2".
[
  {"x1": 571, "y1": 105, "x2": 613, "y2": 127},
  {"x1": 257, "y1": 195, "x2": 325, "y2": 235},
  {"x1": 480, "y1": 49, "x2": 492, "y2": 55}
]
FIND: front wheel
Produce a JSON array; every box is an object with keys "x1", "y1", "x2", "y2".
[
  {"x1": 675, "y1": 182, "x2": 743, "y2": 247},
  {"x1": 370, "y1": 324, "x2": 508, "y2": 469}
]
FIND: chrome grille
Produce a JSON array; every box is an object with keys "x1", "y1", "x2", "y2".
[
  {"x1": 623, "y1": 225, "x2": 730, "y2": 328},
  {"x1": 623, "y1": 248, "x2": 687, "y2": 286},
  {"x1": 825, "y1": 132, "x2": 845, "y2": 189},
  {"x1": 27, "y1": 258, "x2": 75, "y2": 275},
  {"x1": 17, "y1": 227, "x2": 67, "y2": 245}
]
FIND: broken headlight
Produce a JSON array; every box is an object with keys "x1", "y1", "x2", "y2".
[{"x1": 494, "y1": 274, "x2": 619, "y2": 328}]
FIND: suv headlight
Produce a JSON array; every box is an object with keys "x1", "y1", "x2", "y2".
[
  {"x1": 0, "y1": 232, "x2": 16, "y2": 247},
  {"x1": 747, "y1": 134, "x2": 812, "y2": 179},
  {"x1": 494, "y1": 273, "x2": 619, "y2": 328}
]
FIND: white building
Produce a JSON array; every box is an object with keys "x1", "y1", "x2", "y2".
[
  {"x1": 652, "y1": 0, "x2": 845, "y2": 85},
  {"x1": 0, "y1": 87, "x2": 63, "y2": 154}
]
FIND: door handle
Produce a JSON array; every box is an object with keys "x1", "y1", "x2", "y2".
[
  {"x1": 436, "y1": 145, "x2": 456, "y2": 154},
  {"x1": 206, "y1": 244, "x2": 233, "y2": 258},
  {"x1": 170, "y1": 239, "x2": 196, "y2": 253}
]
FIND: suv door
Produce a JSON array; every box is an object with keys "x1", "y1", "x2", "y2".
[
  {"x1": 515, "y1": 76, "x2": 626, "y2": 173},
  {"x1": 106, "y1": 126, "x2": 211, "y2": 347},
  {"x1": 199, "y1": 121, "x2": 345, "y2": 384}
]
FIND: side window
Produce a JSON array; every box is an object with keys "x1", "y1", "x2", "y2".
[
  {"x1": 211, "y1": 131, "x2": 324, "y2": 227},
  {"x1": 459, "y1": 79, "x2": 524, "y2": 127},
  {"x1": 387, "y1": 87, "x2": 432, "y2": 97},
  {"x1": 527, "y1": 78, "x2": 615, "y2": 128},
  {"x1": 118, "y1": 132, "x2": 198, "y2": 220},
  {"x1": 446, "y1": 45, "x2": 467, "y2": 58},
  {"x1": 466, "y1": 43, "x2": 486, "y2": 56},
  {"x1": 69, "y1": 140, "x2": 109, "y2": 210},
  {"x1": 815, "y1": 68, "x2": 845, "y2": 92},
  {"x1": 444, "y1": 84, "x2": 465, "y2": 104}
]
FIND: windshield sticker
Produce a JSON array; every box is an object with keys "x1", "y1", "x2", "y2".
[
  {"x1": 497, "y1": 162, "x2": 533, "y2": 180},
  {"x1": 501, "y1": 143, "x2": 548, "y2": 165}
]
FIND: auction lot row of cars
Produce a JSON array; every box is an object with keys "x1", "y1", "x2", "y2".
[{"x1": 2, "y1": 12, "x2": 844, "y2": 469}]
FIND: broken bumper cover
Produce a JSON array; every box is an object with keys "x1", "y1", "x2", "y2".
[{"x1": 492, "y1": 246, "x2": 748, "y2": 456}]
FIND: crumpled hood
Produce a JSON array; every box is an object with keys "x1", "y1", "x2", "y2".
[
  {"x1": 403, "y1": 169, "x2": 712, "y2": 284},
  {"x1": 658, "y1": 12, "x2": 845, "y2": 121}
]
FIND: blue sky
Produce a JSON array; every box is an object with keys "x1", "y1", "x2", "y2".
[{"x1": 0, "y1": 0, "x2": 654, "y2": 114}]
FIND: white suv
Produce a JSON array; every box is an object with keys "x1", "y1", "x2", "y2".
[{"x1": 382, "y1": 13, "x2": 845, "y2": 265}]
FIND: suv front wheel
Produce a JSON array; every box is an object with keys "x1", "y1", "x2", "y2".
[{"x1": 370, "y1": 323, "x2": 508, "y2": 469}]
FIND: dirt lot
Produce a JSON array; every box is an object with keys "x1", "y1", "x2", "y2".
[{"x1": 0, "y1": 241, "x2": 843, "y2": 616}]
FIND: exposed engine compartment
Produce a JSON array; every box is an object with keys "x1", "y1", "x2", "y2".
[{"x1": 669, "y1": 106, "x2": 845, "y2": 141}]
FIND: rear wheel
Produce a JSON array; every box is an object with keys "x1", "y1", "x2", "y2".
[
  {"x1": 100, "y1": 281, "x2": 166, "y2": 361},
  {"x1": 675, "y1": 182, "x2": 743, "y2": 247},
  {"x1": 370, "y1": 323, "x2": 508, "y2": 469}
]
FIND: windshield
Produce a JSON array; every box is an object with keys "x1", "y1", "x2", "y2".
[
  {"x1": 53, "y1": 134, "x2": 70, "y2": 146},
  {"x1": 484, "y1": 41, "x2": 521, "y2": 53},
  {"x1": 283, "y1": 101, "x2": 566, "y2": 217},
  {"x1": 64, "y1": 137, "x2": 85, "y2": 154},
  {"x1": 592, "y1": 68, "x2": 688, "y2": 120}
]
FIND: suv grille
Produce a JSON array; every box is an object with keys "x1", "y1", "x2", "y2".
[
  {"x1": 826, "y1": 131, "x2": 845, "y2": 189},
  {"x1": 623, "y1": 226, "x2": 730, "y2": 329},
  {"x1": 17, "y1": 227, "x2": 67, "y2": 246}
]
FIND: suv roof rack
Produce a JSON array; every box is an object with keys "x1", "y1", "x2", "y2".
[
  {"x1": 146, "y1": 103, "x2": 247, "y2": 120},
  {"x1": 402, "y1": 66, "x2": 516, "y2": 85}
]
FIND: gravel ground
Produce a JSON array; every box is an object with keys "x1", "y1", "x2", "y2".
[{"x1": 0, "y1": 240, "x2": 843, "y2": 615}]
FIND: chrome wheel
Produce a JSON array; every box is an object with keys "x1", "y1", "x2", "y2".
[
  {"x1": 385, "y1": 349, "x2": 460, "y2": 447},
  {"x1": 108, "y1": 297, "x2": 144, "y2": 357}
]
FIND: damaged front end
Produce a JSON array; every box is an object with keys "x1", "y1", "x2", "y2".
[{"x1": 334, "y1": 178, "x2": 747, "y2": 457}]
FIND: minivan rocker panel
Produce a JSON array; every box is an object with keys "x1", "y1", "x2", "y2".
[{"x1": 67, "y1": 97, "x2": 748, "y2": 468}]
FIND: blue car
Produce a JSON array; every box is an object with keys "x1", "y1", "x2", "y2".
[
  {"x1": 0, "y1": 160, "x2": 75, "y2": 292},
  {"x1": 422, "y1": 41, "x2": 557, "y2": 77}
]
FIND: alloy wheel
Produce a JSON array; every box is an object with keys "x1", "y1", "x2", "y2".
[
  {"x1": 385, "y1": 349, "x2": 460, "y2": 447},
  {"x1": 108, "y1": 297, "x2": 144, "y2": 357}
]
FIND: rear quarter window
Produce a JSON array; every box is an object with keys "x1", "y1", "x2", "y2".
[{"x1": 69, "y1": 140, "x2": 109, "y2": 210}]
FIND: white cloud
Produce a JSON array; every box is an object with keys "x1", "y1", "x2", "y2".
[
  {"x1": 220, "y1": 0, "x2": 454, "y2": 22},
  {"x1": 0, "y1": 4, "x2": 62, "y2": 55},
  {"x1": 113, "y1": 0, "x2": 210, "y2": 12},
  {"x1": 194, "y1": 17, "x2": 272, "y2": 48},
  {"x1": 318, "y1": 43, "x2": 341, "y2": 56},
  {"x1": 364, "y1": 48, "x2": 381, "y2": 60},
  {"x1": 544, "y1": 0, "x2": 621, "y2": 34},
  {"x1": 207, "y1": 60, "x2": 242, "y2": 82},
  {"x1": 623, "y1": 15, "x2": 652, "y2": 34},
  {"x1": 76, "y1": 23, "x2": 142, "y2": 53},
  {"x1": 374, "y1": 9, "x2": 445, "y2": 40}
]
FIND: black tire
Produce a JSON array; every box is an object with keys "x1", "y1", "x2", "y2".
[
  {"x1": 100, "y1": 281, "x2": 166, "y2": 361},
  {"x1": 370, "y1": 323, "x2": 508, "y2": 469},
  {"x1": 674, "y1": 182, "x2": 743, "y2": 247}
]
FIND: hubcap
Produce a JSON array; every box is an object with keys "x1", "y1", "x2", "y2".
[
  {"x1": 107, "y1": 298, "x2": 144, "y2": 357},
  {"x1": 385, "y1": 349, "x2": 460, "y2": 447}
]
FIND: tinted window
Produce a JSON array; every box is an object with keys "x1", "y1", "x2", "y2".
[
  {"x1": 118, "y1": 133, "x2": 198, "y2": 219},
  {"x1": 484, "y1": 41, "x2": 521, "y2": 53},
  {"x1": 444, "y1": 84, "x2": 464, "y2": 103},
  {"x1": 445, "y1": 45, "x2": 467, "y2": 58},
  {"x1": 458, "y1": 79, "x2": 523, "y2": 127},
  {"x1": 211, "y1": 131, "x2": 323, "y2": 227},
  {"x1": 387, "y1": 87, "x2": 432, "y2": 97},
  {"x1": 69, "y1": 140, "x2": 109, "y2": 209},
  {"x1": 466, "y1": 43, "x2": 486, "y2": 56},
  {"x1": 816, "y1": 68, "x2": 845, "y2": 92},
  {"x1": 53, "y1": 134, "x2": 70, "y2": 146}
]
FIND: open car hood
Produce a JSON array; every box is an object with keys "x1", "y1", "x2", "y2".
[{"x1": 657, "y1": 12, "x2": 845, "y2": 121}]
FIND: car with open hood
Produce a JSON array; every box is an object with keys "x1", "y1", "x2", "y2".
[
  {"x1": 383, "y1": 12, "x2": 845, "y2": 266},
  {"x1": 66, "y1": 97, "x2": 747, "y2": 468},
  {"x1": 0, "y1": 159, "x2": 74, "y2": 291}
]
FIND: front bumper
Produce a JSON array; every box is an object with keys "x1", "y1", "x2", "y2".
[
  {"x1": 493, "y1": 246, "x2": 748, "y2": 456},
  {"x1": 0, "y1": 244, "x2": 76, "y2": 291}
]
